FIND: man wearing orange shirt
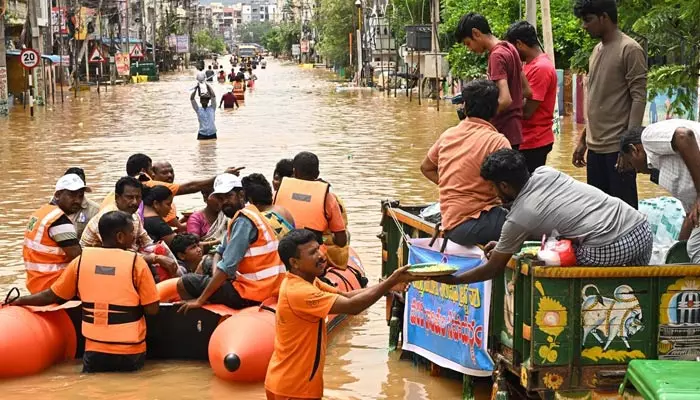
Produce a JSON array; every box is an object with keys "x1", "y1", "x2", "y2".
[
  {"x1": 8, "y1": 211, "x2": 160, "y2": 373},
  {"x1": 264, "y1": 229, "x2": 420, "y2": 400},
  {"x1": 420, "y1": 79, "x2": 511, "y2": 247}
]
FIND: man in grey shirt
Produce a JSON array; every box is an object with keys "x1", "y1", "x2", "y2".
[
  {"x1": 435, "y1": 149, "x2": 652, "y2": 286},
  {"x1": 571, "y1": 0, "x2": 646, "y2": 209}
]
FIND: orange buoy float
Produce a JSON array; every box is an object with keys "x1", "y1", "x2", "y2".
[
  {"x1": 208, "y1": 248, "x2": 367, "y2": 383},
  {"x1": 208, "y1": 300, "x2": 277, "y2": 382},
  {"x1": 0, "y1": 299, "x2": 77, "y2": 378},
  {"x1": 156, "y1": 278, "x2": 181, "y2": 302}
]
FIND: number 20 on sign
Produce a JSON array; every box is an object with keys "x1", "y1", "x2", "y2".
[{"x1": 20, "y1": 49, "x2": 40, "y2": 69}]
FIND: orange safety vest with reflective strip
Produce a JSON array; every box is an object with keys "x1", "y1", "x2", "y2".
[
  {"x1": 23, "y1": 204, "x2": 73, "y2": 294},
  {"x1": 231, "y1": 204, "x2": 286, "y2": 302},
  {"x1": 233, "y1": 82, "x2": 245, "y2": 101},
  {"x1": 77, "y1": 248, "x2": 146, "y2": 347},
  {"x1": 273, "y1": 177, "x2": 329, "y2": 235}
]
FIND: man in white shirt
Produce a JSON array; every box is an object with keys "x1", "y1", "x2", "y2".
[{"x1": 619, "y1": 119, "x2": 700, "y2": 262}]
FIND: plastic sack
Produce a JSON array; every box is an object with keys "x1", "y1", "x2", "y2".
[
  {"x1": 537, "y1": 231, "x2": 576, "y2": 267},
  {"x1": 418, "y1": 202, "x2": 442, "y2": 225},
  {"x1": 639, "y1": 197, "x2": 685, "y2": 264},
  {"x1": 140, "y1": 242, "x2": 184, "y2": 282}
]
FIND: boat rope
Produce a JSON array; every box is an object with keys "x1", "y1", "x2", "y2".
[
  {"x1": 384, "y1": 202, "x2": 412, "y2": 249},
  {"x1": 3, "y1": 287, "x2": 20, "y2": 305},
  {"x1": 259, "y1": 304, "x2": 276, "y2": 314}
]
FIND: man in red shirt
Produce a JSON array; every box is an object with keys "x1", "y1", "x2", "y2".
[
  {"x1": 219, "y1": 87, "x2": 240, "y2": 109},
  {"x1": 505, "y1": 21, "x2": 557, "y2": 172},
  {"x1": 455, "y1": 13, "x2": 531, "y2": 149}
]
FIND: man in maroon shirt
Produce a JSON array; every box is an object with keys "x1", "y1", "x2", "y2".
[
  {"x1": 505, "y1": 21, "x2": 557, "y2": 172},
  {"x1": 455, "y1": 13, "x2": 531, "y2": 149},
  {"x1": 219, "y1": 87, "x2": 239, "y2": 109}
]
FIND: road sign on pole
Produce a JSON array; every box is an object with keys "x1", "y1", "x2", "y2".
[
  {"x1": 20, "y1": 48, "x2": 40, "y2": 69},
  {"x1": 89, "y1": 46, "x2": 106, "y2": 63},
  {"x1": 129, "y1": 43, "x2": 144, "y2": 59}
]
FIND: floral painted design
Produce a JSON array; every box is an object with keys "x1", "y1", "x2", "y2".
[
  {"x1": 542, "y1": 372, "x2": 564, "y2": 390},
  {"x1": 535, "y1": 296, "x2": 568, "y2": 337},
  {"x1": 538, "y1": 336, "x2": 560, "y2": 363},
  {"x1": 534, "y1": 281, "x2": 568, "y2": 364}
]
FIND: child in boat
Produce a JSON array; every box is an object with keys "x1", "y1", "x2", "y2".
[
  {"x1": 7, "y1": 211, "x2": 160, "y2": 373},
  {"x1": 170, "y1": 233, "x2": 204, "y2": 273},
  {"x1": 264, "y1": 229, "x2": 420, "y2": 400}
]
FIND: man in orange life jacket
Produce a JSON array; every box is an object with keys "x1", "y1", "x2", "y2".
[
  {"x1": 23, "y1": 174, "x2": 85, "y2": 294},
  {"x1": 10, "y1": 211, "x2": 160, "y2": 373},
  {"x1": 177, "y1": 173, "x2": 286, "y2": 313},
  {"x1": 274, "y1": 152, "x2": 347, "y2": 249}
]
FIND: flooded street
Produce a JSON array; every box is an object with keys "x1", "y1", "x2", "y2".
[{"x1": 0, "y1": 59, "x2": 664, "y2": 399}]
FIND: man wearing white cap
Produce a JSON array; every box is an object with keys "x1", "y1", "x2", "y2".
[
  {"x1": 177, "y1": 173, "x2": 286, "y2": 312},
  {"x1": 23, "y1": 174, "x2": 85, "y2": 293}
]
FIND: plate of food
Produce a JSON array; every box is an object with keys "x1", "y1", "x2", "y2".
[{"x1": 407, "y1": 263, "x2": 458, "y2": 277}]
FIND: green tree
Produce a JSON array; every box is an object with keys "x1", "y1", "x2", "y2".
[
  {"x1": 624, "y1": 0, "x2": 699, "y2": 115},
  {"x1": 315, "y1": 0, "x2": 355, "y2": 66},
  {"x1": 262, "y1": 23, "x2": 301, "y2": 56},
  {"x1": 239, "y1": 21, "x2": 275, "y2": 44},
  {"x1": 194, "y1": 30, "x2": 226, "y2": 54}
]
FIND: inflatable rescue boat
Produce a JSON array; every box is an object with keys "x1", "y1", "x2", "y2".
[{"x1": 0, "y1": 248, "x2": 366, "y2": 383}]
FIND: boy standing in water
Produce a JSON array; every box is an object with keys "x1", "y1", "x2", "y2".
[
  {"x1": 264, "y1": 229, "x2": 420, "y2": 400},
  {"x1": 190, "y1": 83, "x2": 217, "y2": 140}
]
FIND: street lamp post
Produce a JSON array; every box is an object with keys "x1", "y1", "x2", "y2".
[{"x1": 354, "y1": 0, "x2": 362, "y2": 86}]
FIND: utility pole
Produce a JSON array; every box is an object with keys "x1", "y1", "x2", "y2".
[
  {"x1": 525, "y1": 0, "x2": 537, "y2": 28},
  {"x1": 539, "y1": 0, "x2": 561, "y2": 135},
  {"x1": 431, "y1": 0, "x2": 439, "y2": 108},
  {"x1": 539, "y1": 0, "x2": 554, "y2": 62},
  {"x1": 139, "y1": 0, "x2": 146, "y2": 62},
  {"x1": 152, "y1": 0, "x2": 157, "y2": 63},
  {"x1": 126, "y1": 0, "x2": 130, "y2": 58},
  {"x1": 28, "y1": 0, "x2": 45, "y2": 105},
  {"x1": 0, "y1": 0, "x2": 9, "y2": 116}
]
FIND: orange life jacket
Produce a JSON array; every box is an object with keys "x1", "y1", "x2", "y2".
[
  {"x1": 230, "y1": 204, "x2": 286, "y2": 302},
  {"x1": 273, "y1": 177, "x2": 329, "y2": 236},
  {"x1": 233, "y1": 82, "x2": 245, "y2": 101},
  {"x1": 23, "y1": 204, "x2": 73, "y2": 294},
  {"x1": 77, "y1": 248, "x2": 146, "y2": 347},
  {"x1": 322, "y1": 191, "x2": 349, "y2": 268}
]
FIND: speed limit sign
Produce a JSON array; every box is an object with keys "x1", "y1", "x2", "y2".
[{"x1": 20, "y1": 48, "x2": 40, "y2": 69}]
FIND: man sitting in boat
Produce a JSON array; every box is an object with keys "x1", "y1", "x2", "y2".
[
  {"x1": 82, "y1": 177, "x2": 179, "y2": 276},
  {"x1": 176, "y1": 173, "x2": 286, "y2": 312},
  {"x1": 265, "y1": 229, "x2": 419, "y2": 400},
  {"x1": 63, "y1": 167, "x2": 100, "y2": 239},
  {"x1": 10, "y1": 210, "x2": 160, "y2": 373},
  {"x1": 241, "y1": 173, "x2": 295, "y2": 240},
  {"x1": 152, "y1": 161, "x2": 187, "y2": 232},
  {"x1": 272, "y1": 158, "x2": 293, "y2": 192},
  {"x1": 23, "y1": 174, "x2": 85, "y2": 294},
  {"x1": 101, "y1": 154, "x2": 243, "y2": 223},
  {"x1": 274, "y1": 152, "x2": 348, "y2": 262},
  {"x1": 420, "y1": 79, "x2": 511, "y2": 247},
  {"x1": 619, "y1": 119, "x2": 700, "y2": 262},
  {"x1": 434, "y1": 149, "x2": 653, "y2": 286},
  {"x1": 272, "y1": 158, "x2": 346, "y2": 258}
]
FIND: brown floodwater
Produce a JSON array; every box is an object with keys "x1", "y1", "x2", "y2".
[{"x1": 0, "y1": 59, "x2": 664, "y2": 399}]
